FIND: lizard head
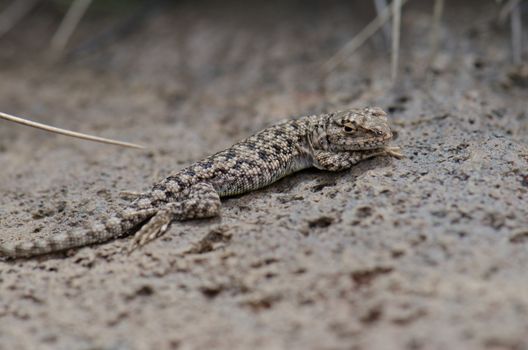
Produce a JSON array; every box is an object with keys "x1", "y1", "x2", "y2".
[{"x1": 320, "y1": 107, "x2": 393, "y2": 151}]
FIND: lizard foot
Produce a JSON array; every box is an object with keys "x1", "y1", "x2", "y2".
[
  {"x1": 383, "y1": 146, "x2": 404, "y2": 159},
  {"x1": 128, "y1": 209, "x2": 172, "y2": 253},
  {"x1": 127, "y1": 182, "x2": 221, "y2": 253}
]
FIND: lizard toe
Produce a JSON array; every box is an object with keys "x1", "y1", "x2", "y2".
[{"x1": 128, "y1": 209, "x2": 172, "y2": 254}]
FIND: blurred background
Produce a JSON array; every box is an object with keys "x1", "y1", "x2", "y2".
[
  {"x1": 1, "y1": 1, "x2": 528, "y2": 349},
  {"x1": 0, "y1": 1, "x2": 525, "y2": 137}
]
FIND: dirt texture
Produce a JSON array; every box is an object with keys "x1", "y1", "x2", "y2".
[{"x1": 1, "y1": 1, "x2": 527, "y2": 349}]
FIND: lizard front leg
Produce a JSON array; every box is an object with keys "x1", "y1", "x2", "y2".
[
  {"x1": 312, "y1": 147, "x2": 403, "y2": 171},
  {"x1": 128, "y1": 182, "x2": 221, "y2": 252}
]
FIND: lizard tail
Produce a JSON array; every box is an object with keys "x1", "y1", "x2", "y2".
[{"x1": 0, "y1": 209, "x2": 157, "y2": 258}]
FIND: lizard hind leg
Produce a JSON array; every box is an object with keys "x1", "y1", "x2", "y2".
[
  {"x1": 128, "y1": 182, "x2": 221, "y2": 253},
  {"x1": 127, "y1": 208, "x2": 173, "y2": 253}
]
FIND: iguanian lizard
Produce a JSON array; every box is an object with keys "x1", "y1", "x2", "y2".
[{"x1": 0, "y1": 107, "x2": 402, "y2": 258}]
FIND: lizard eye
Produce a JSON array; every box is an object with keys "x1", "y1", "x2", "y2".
[{"x1": 343, "y1": 126, "x2": 354, "y2": 133}]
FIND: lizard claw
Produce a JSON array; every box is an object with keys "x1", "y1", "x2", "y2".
[{"x1": 384, "y1": 146, "x2": 404, "y2": 159}]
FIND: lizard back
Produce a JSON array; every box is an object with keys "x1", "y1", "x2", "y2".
[{"x1": 154, "y1": 116, "x2": 319, "y2": 197}]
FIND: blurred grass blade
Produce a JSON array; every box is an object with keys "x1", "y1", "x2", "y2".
[
  {"x1": 373, "y1": 0, "x2": 391, "y2": 47},
  {"x1": 0, "y1": 0, "x2": 39, "y2": 38},
  {"x1": 428, "y1": 0, "x2": 444, "y2": 64},
  {"x1": 499, "y1": 0, "x2": 520, "y2": 22},
  {"x1": 0, "y1": 111, "x2": 144, "y2": 149},
  {"x1": 510, "y1": 2, "x2": 522, "y2": 64},
  {"x1": 50, "y1": 0, "x2": 93, "y2": 54},
  {"x1": 66, "y1": 0, "x2": 162, "y2": 60},
  {"x1": 323, "y1": 0, "x2": 409, "y2": 72},
  {"x1": 391, "y1": 0, "x2": 402, "y2": 82}
]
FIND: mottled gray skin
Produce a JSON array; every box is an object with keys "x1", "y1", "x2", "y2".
[{"x1": 0, "y1": 107, "x2": 401, "y2": 258}]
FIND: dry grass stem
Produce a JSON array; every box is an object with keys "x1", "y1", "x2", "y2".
[
  {"x1": 427, "y1": 0, "x2": 444, "y2": 66},
  {"x1": 499, "y1": 0, "x2": 521, "y2": 22},
  {"x1": 510, "y1": 2, "x2": 522, "y2": 64},
  {"x1": 374, "y1": 0, "x2": 391, "y2": 47},
  {"x1": 0, "y1": 0, "x2": 39, "y2": 38},
  {"x1": 391, "y1": 0, "x2": 402, "y2": 82},
  {"x1": 50, "y1": 0, "x2": 93, "y2": 55},
  {"x1": 323, "y1": 0, "x2": 409, "y2": 72},
  {"x1": 0, "y1": 111, "x2": 144, "y2": 149}
]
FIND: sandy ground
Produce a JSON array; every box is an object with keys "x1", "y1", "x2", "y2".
[{"x1": 0, "y1": 1, "x2": 527, "y2": 349}]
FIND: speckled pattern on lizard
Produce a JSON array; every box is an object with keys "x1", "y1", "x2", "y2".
[{"x1": 0, "y1": 107, "x2": 402, "y2": 258}]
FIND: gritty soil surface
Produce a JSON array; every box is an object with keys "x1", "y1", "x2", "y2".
[{"x1": 1, "y1": 1, "x2": 527, "y2": 349}]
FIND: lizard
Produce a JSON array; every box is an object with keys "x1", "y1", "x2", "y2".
[{"x1": 0, "y1": 107, "x2": 403, "y2": 258}]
